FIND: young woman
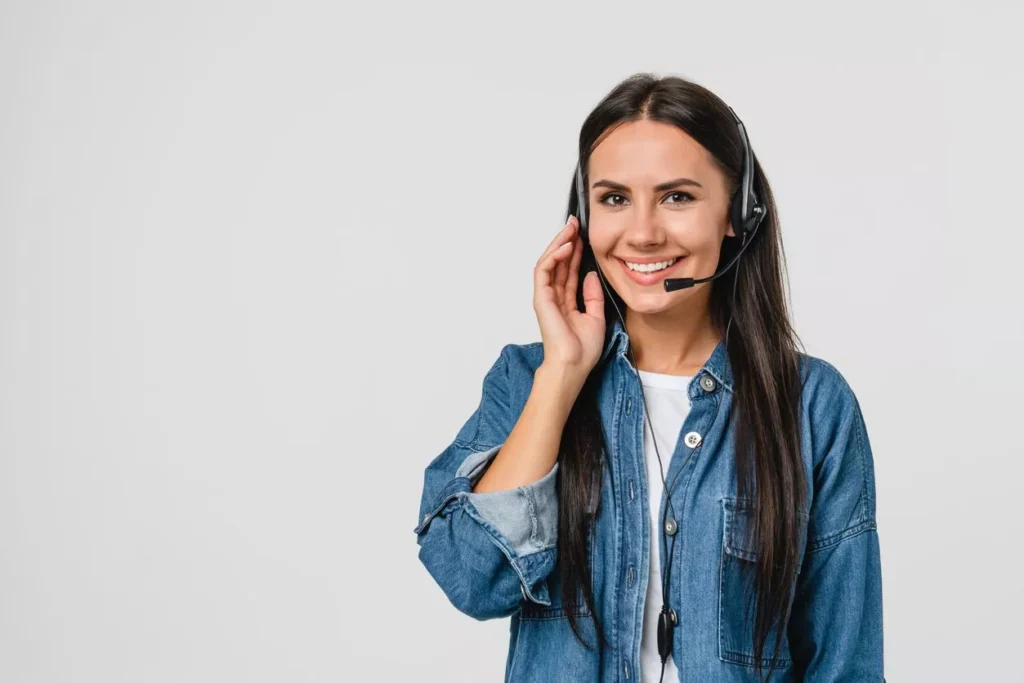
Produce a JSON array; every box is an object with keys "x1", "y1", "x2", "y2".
[{"x1": 414, "y1": 73, "x2": 884, "y2": 683}]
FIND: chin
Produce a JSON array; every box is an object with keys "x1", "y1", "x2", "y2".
[{"x1": 616, "y1": 287, "x2": 689, "y2": 315}]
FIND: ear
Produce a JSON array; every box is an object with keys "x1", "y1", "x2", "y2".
[{"x1": 725, "y1": 220, "x2": 737, "y2": 238}]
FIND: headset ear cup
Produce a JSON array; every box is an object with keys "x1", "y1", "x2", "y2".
[
  {"x1": 574, "y1": 160, "x2": 589, "y2": 243},
  {"x1": 728, "y1": 190, "x2": 747, "y2": 240}
]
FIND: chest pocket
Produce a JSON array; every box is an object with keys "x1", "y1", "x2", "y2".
[{"x1": 718, "y1": 497, "x2": 795, "y2": 670}]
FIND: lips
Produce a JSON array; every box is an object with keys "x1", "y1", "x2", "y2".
[{"x1": 616, "y1": 256, "x2": 686, "y2": 286}]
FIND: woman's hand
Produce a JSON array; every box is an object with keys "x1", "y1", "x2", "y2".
[{"x1": 533, "y1": 215, "x2": 606, "y2": 386}]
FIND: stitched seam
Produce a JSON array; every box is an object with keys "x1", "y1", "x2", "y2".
[
  {"x1": 452, "y1": 437, "x2": 501, "y2": 449},
  {"x1": 609, "y1": 367, "x2": 624, "y2": 662},
  {"x1": 521, "y1": 484, "x2": 540, "y2": 549},
  {"x1": 808, "y1": 519, "x2": 876, "y2": 553},
  {"x1": 520, "y1": 605, "x2": 592, "y2": 620},
  {"x1": 721, "y1": 649, "x2": 792, "y2": 667},
  {"x1": 719, "y1": 527, "x2": 726, "y2": 662},
  {"x1": 856, "y1": 408, "x2": 870, "y2": 524}
]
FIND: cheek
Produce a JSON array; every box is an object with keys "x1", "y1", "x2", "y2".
[
  {"x1": 669, "y1": 208, "x2": 730, "y2": 248},
  {"x1": 585, "y1": 221, "x2": 618, "y2": 255}
]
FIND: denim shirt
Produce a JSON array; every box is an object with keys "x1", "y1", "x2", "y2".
[{"x1": 414, "y1": 317, "x2": 884, "y2": 682}]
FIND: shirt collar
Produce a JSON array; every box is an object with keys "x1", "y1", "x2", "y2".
[{"x1": 600, "y1": 315, "x2": 734, "y2": 393}]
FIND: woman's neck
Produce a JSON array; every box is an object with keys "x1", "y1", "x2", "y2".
[{"x1": 624, "y1": 305, "x2": 721, "y2": 377}]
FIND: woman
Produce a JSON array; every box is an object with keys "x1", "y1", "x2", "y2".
[{"x1": 413, "y1": 73, "x2": 884, "y2": 683}]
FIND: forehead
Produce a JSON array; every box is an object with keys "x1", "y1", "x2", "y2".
[{"x1": 588, "y1": 119, "x2": 715, "y2": 180}]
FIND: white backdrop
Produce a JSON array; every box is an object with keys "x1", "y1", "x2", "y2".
[{"x1": 2, "y1": 1, "x2": 1021, "y2": 681}]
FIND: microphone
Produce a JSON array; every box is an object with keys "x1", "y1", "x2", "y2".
[{"x1": 662, "y1": 207, "x2": 764, "y2": 292}]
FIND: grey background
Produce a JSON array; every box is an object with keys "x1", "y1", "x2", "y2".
[{"x1": 2, "y1": 1, "x2": 1021, "y2": 681}]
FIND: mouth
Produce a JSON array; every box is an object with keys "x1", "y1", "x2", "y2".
[{"x1": 616, "y1": 256, "x2": 686, "y2": 286}]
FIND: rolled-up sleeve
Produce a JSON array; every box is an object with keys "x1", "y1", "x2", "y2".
[
  {"x1": 788, "y1": 378, "x2": 884, "y2": 681},
  {"x1": 413, "y1": 345, "x2": 559, "y2": 620}
]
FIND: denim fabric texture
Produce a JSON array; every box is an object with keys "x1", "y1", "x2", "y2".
[{"x1": 414, "y1": 316, "x2": 884, "y2": 682}]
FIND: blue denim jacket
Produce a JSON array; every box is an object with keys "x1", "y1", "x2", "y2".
[{"x1": 414, "y1": 316, "x2": 884, "y2": 682}]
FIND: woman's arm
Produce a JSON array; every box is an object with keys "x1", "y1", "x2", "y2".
[
  {"x1": 787, "y1": 372, "x2": 885, "y2": 680},
  {"x1": 413, "y1": 345, "x2": 579, "y2": 620},
  {"x1": 471, "y1": 360, "x2": 581, "y2": 493}
]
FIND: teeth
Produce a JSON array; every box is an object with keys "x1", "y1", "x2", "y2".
[{"x1": 625, "y1": 257, "x2": 680, "y2": 273}]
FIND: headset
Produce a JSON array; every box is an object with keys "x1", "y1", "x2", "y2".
[{"x1": 571, "y1": 105, "x2": 765, "y2": 682}]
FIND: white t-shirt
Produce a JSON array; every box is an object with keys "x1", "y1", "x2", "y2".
[{"x1": 635, "y1": 369, "x2": 694, "y2": 682}]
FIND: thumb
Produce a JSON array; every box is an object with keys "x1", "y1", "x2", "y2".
[{"x1": 582, "y1": 270, "x2": 605, "y2": 321}]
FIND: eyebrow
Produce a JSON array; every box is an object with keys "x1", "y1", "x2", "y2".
[{"x1": 591, "y1": 177, "x2": 703, "y2": 192}]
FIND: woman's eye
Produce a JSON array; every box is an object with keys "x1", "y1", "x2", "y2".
[
  {"x1": 598, "y1": 191, "x2": 693, "y2": 207},
  {"x1": 665, "y1": 191, "x2": 694, "y2": 204}
]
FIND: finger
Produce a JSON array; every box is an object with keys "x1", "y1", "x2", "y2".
[
  {"x1": 564, "y1": 233, "x2": 583, "y2": 310},
  {"x1": 534, "y1": 240, "x2": 575, "y2": 295},
  {"x1": 552, "y1": 236, "x2": 571, "y2": 302},
  {"x1": 537, "y1": 216, "x2": 577, "y2": 267},
  {"x1": 582, "y1": 270, "x2": 605, "y2": 321}
]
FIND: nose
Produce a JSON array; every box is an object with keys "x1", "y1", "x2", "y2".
[{"x1": 625, "y1": 201, "x2": 666, "y2": 249}]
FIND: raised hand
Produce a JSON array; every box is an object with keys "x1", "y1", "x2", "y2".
[{"x1": 533, "y1": 215, "x2": 606, "y2": 385}]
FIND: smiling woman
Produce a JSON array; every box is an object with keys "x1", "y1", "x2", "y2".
[
  {"x1": 414, "y1": 72, "x2": 884, "y2": 683},
  {"x1": 584, "y1": 118, "x2": 742, "y2": 306}
]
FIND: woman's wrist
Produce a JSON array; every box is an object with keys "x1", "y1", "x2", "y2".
[{"x1": 534, "y1": 362, "x2": 587, "y2": 414}]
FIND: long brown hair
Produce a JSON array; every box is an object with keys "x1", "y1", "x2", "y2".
[{"x1": 557, "y1": 73, "x2": 806, "y2": 681}]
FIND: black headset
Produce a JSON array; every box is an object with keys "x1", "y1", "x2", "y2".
[
  {"x1": 574, "y1": 105, "x2": 765, "y2": 292},
  {"x1": 571, "y1": 105, "x2": 764, "y2": 682}
]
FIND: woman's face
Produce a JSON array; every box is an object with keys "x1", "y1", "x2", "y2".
[{"x1": 585, "y1": 119, "x2": 734, "y2": 316}]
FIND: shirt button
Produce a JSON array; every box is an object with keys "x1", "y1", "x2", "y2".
[
  {"x1": 665, "y1": 518, "x2": 678, "y2": 535},
  {"x1": 700, "y1": 375, "x2": 716, "y2": 392},
  {"x1": 626, "y1": 566, "x2": 635, "y2": 586},
  {"x1": 684, "y1": 431, "x2": 702, "y2": 448}
]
